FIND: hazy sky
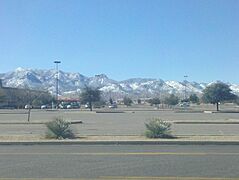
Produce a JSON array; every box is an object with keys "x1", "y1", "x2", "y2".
[{"x1": 0, "y1": 0, "x2": 238, "y2": 83}]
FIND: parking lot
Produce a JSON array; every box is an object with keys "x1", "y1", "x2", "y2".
[{"x1": 0, "y1": 104, "x2": 239, "y2": 136}]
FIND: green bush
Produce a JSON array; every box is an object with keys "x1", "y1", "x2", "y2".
[
  {"x1": 145, "y1": 118, "x2": 173, "y2": 138},
  {"x1": 46, "y1": 117, "x2": 75, "y2": 139}
]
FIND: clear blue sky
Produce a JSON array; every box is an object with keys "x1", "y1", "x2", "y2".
[{"x1": 0, "y1": 0, "x2": 238, "y2": 83}]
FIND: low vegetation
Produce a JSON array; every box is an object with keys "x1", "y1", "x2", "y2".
[
  {"x1": 189, "y1": 94, "x2": 200, "y2": 104},
  {"x1": 164, "y1": 94, "x2": 179, "y2": 106},
  {"x1": 147, "y1": 98, "x2": 161, "y2": 106},
  {"x1": 46, "y1": 117, "x2": 75, "y2": 139},
  {"x1": 123, "y1": 97, "x2": 133, "y2": 106},
  {"x1": 145, "y1": 118, "x2": 173, "y2": 138}
]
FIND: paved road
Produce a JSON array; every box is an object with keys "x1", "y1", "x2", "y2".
[
  {"x1": 0, "y1": 110, "x2": 239, "y2": 136},
  {"x1": 0, "y1": 144, "x2": 239, "y2": 179}
]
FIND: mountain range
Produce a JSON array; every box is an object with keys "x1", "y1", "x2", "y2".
[{"x1": 0, "y1": 67, "x2": 239, "y2": 99}]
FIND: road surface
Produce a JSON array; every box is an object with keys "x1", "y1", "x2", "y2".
[{"x1": 0, "y1": 144, "x2": 239, "y2": 179}]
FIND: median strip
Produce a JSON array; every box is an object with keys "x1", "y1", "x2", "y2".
[
  {"x1": 101, "y1": 177, "x2": 239, "y2": 180},
  {"x1": 174, "y1": 121, "x2": 239, "y2": 124},
  {"x1": 0, "y1": 177, "x2": 238, "y2": 180},
  {"x1": 0, "y1": 135, "x2": 239, "y2": 145}
]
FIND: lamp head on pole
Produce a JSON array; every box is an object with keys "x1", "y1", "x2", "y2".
[{"x1": 54, "y1": 61, "x2": 61, "y2": 64}]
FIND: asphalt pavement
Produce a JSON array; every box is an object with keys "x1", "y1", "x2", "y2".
[
  {"x1": 1, "y1": 109, "x2": 239, "y2": 122},
  {"x1": 0, "y1": 144, "x2": 239, "y2": 179},
  {"x1": 0, "y1": 109, "x2": 239, "y2": 136}
]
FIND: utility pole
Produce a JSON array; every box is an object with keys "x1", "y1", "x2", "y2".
[{"x1": 54, "y1": 60, "x2": 61, "y2": 109}]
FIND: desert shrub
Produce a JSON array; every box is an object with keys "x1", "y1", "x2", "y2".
[
  {"x1": 46, "y1": 117, "x2": 75, "y2": 139},
  {"x1": 145, "y1": 118, "x2": 172, "y2": 138}
]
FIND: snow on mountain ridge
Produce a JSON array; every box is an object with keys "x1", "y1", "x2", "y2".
[{"x1": 0, "y1": 68, "x2": 239, "y2": 97}]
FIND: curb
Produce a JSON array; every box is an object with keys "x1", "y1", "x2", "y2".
[
  {"x1": 0, "y1": 121, "x2": 83, "y2": 125},
  {"x1": 173, "y1": 121, "x2": 239, "y2": 124},
  {"x1": 1, "y1": 140, "x2": 239, "y2": 145},
  {"x1": 95, "y1": 111, "x2": 125, "y2": 113}
]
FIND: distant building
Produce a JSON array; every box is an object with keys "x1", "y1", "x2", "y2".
[
  {"x1": 0, "y1": 79, "x2": 50, "y2": 108},
  {"x1": 0, "y1": 79, "x2": 27, "y2": 108}
]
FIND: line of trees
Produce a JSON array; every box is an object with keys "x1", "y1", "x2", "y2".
[
  {"x1": 79, "y1": 82, "x2": 239, "y2": 111},
  {"x1": 1, "y1": 82, "x2": 237, "y2": 111}
]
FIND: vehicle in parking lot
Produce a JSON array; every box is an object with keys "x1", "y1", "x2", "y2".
[
  {"x1": 40, "y1": 105, "x2": 48, "y2": 109},
  {"x1": 109, "y1": 103, "x2": 117, "y2": 109},
  {"x1": 24, "y1": 104, "x2": 32, "y2": 109},
  {"x1": 84, "y1": 103, "x2": 90, "y2": 109},
  {"x1": 59, "y1": 102, "x2": 80, "y2": 109},
  {"x1": 70, "y1": 102, "x2": 81, "y2": 109},
  {"x1": 178, "y1": 102, "x2": 190, "y2": 107}
]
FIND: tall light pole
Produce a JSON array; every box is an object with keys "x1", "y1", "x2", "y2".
[
  {"x1": 54, "y1": 60, "x2": 61, "y2": 108},
  {"x1": 184, "y1": 75, "x2": 188, "y2": 100}
]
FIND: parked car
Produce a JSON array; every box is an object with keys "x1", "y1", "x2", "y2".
[
  {"x1": 66, "y1": 104, "x2": 71, "y2": 109},
  {"x1": 24, "y1": 104, "x2": 32, "y2": 109},
  {"x1": 59, "y1": 102, "x2": 80, "y2": 109},
  {"x1": 84, "y1": 103, "x2": 90, "y2": 108},
  {"x1": 179, "y1": 102, "x2": 190, "y2": 107},
  {"x1": 70, "y1": 102, "x2": 80, "y2": 109},
  {"x1": 41, "y1": 105, "x2": 47, "y2": 109},
  {"x1": 109, "y1": 103, "x2": 117, "y2": 109},
  {"x1": 59, "y1": 102, "x2": 70, "y2": 109}
]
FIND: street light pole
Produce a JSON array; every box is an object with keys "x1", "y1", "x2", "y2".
[
  {"x1": 184, "y1": 75, "x2": 188, "y2": 100},
  {"x1": 54, "y1": 60, "x2": 61, "y2": 109}
]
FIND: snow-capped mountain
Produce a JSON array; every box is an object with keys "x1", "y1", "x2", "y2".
[
  {"x1": 165, "y1": 81, "x2": 207, "y2": 94},
  {"x1": 0, "y1": 68, "x2": 239, "y2": 98}
]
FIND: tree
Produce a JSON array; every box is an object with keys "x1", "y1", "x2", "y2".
[
  {"x1": 137, "y1": 99, "x2": 141, "y2": 104},
  {"x1": 202, "y1": 82, "x2": 236, "y2": 111},
  {"x1": 80, "y1": 87, "x2": 101, "y2": 111},
  {"x1": 181, "y1": 98, "x2": 189, "y2": 103},
  {"x1": 123, "y1": 97, "x2": 133, "y2": 106},
  {"x1": 164, "y1": 94, "x2": 179, "y2": 106},
  {"x1": 109, "y1": 98, "x2": 113, "y2": 105},
  {"x1": 189, "y1": 94, "x2": 199, "y2": 104},
  {"x1": 148, "y1": 98, "x2": 161, "y2": 106}
]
